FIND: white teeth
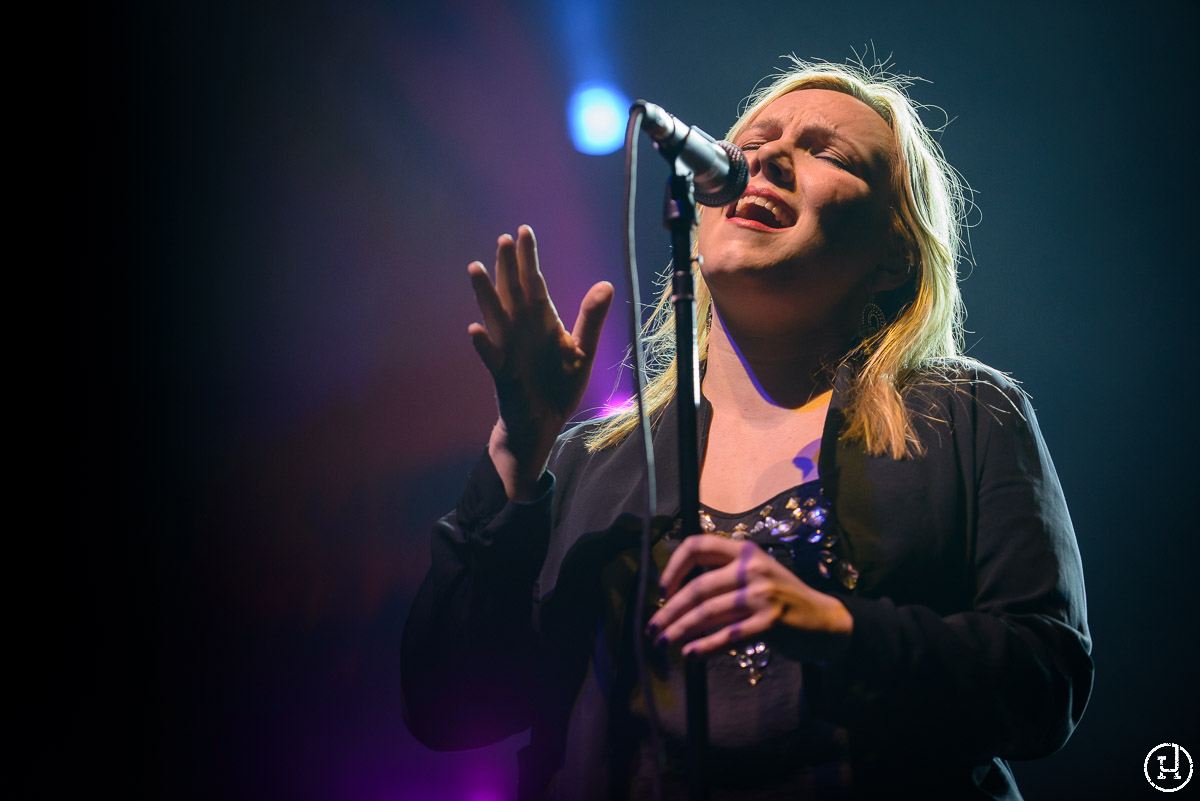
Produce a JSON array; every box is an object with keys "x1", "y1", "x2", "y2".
[{"x1": 734, "y1": 195, "x2": 793, "y2": 226}]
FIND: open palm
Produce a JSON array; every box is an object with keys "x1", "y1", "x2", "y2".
[{"x1": 468, "y1": 225, "x2": 613, "y2": 498}]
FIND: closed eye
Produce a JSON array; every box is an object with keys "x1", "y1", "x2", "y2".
[{"x1": 815, "y1": 153, "x2": 848, "y2": 169}]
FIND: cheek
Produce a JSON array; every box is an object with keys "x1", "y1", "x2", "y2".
[
  {"x1": 695, "y1": 210, "x2": 727, "y2": 260},
  {"x1": 813, "y1": 186, "x2": 891, "y2": 250}
]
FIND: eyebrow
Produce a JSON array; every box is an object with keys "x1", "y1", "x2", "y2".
[
  {"x1": 739, "y1": 113, "x2": 892, "y2": 175},
  {"x1": 742, "y1": 114, "x2": 848, "y2": 144}
]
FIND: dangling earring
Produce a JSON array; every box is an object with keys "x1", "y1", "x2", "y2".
[{"x1": 860, "y1": 296, "x2": 886, "y2": 339}]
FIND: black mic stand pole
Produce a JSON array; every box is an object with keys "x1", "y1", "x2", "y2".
[{"x1": 662, "y1": 164, "x2": 709, "y2": 801}]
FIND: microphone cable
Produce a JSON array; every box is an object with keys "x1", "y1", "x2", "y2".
[{"x1": 623, "y1": 102, "x2": 664, "y2": 801}]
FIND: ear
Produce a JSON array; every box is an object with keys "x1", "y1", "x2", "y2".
[
  {"x1": 869, "y1": 253, "x2": 914, "y2": 293},
  {"x1": 869, "y1": 209, "x2": 917, "y2": 293}
]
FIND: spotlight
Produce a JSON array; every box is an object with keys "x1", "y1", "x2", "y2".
[{"x1": 567, "y1": 83, "x2": 629, "y2": 155}]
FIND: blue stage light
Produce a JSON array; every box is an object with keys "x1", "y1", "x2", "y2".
[{"x1": 568, "y1": 83, "x2": 629, "y2": 155}]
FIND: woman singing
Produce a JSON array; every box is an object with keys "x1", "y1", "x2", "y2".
[{"x1": 402, "y1": 58, "x2": 1093, "y2": 800}]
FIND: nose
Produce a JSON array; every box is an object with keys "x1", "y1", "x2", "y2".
[{"x1": 750, "y1": 140, "x2": 794, "y2": 187}]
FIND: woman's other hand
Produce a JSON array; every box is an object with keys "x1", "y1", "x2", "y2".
[
  {"x1": 646, "y1": 535, "x2": 853, "y2": 661},
  {"x1": 468, "y1": 225, "x2": 614, "y2": 501}
]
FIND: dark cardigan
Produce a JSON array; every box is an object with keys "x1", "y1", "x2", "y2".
[{"x1": 402, "y1": 363, "x2": 1093, "y2": 800}]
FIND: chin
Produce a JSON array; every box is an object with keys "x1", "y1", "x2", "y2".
[{"x1": 700, "y1": 253, "x2": 812, "y2": 292}]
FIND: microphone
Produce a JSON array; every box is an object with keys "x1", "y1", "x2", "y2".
[{"x1": 636, "y1": 100, "x2": 748, "y2": 207}]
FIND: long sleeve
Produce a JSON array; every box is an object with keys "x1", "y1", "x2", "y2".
[
  {"x1": 401, "y1": 451, "x2": 555, "y2": 750},
  {"x1": 823, "y1": 370, "x2": 1093, "y2": 768}
]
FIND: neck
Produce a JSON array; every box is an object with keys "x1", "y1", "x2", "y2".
[{"x1": 703, "y1": 306, "x2": 848, "y2": 420}]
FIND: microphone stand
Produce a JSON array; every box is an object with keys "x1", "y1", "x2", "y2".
[{"x1": 662, "y1": 165, "x2": 709, "y2": 801}]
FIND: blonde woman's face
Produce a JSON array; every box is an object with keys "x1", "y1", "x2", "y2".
[{"x1": 697, "y1": 89, "x2": 902, "y2": 334}]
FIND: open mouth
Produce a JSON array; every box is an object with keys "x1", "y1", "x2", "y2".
[{"x1": 726, "y1": 191, "x2": 797, "y2": 229}]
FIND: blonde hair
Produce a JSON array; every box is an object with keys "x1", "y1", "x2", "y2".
[{"x1": 587, "y1": 56, "x2": 971, "y2": 458}]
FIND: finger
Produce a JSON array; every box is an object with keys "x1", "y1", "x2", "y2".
[
  {"x1": 468, "y1": 322, "x2": 503, "y2": 373},
  {"x1": 515, "y1": 225, "x2": 550, "y2": 304},
  {"x1": 656, "y1": 586, "x2": 759, "y2": 648},
  {"x1": 494, "y1": 234, "x2": 525, "y2": 310},
  {"x1": 649, "y1": 561, "x2": 746, "y2": 632},
  {"x1": 660, "y1": 537, "x2": 756, "y2": 599},
  {"x1": 682, "y1": 609, "x2": 776, "y2": 658},
  {"x1": 570, "y1": 281, "x2": 614, "y2": 361},
  {"x1": 468, "y1": 261, "x2": 508, "y2": 342}
]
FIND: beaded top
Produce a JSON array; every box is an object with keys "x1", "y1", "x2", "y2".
[
  {"x1": 690, "y1": 481, "x2": 856, "y2": 686},
  {"x1": 631, "y1": 480, "x2": 854, "y2": 795},
  {"x1": 698, "y1": 481, "x2": 858, "y2": 593}
]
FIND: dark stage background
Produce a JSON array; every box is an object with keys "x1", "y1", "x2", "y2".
[{"x1": 65, "y1": 1, "x2": 1197, "y2": 798}]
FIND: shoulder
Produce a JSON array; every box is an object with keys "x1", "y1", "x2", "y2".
[
  {"x1": 547, "y1": 414, "x2": 638, "y2": 484},
  {"x1": 900, "y1": 359, "x2": 1064, "y2": 486},
  {"x1": 893, "y1": 358, "x2": 1052, "y2": 466},
  {"x1": 548, "y1": 418, "x2": 598, "y2": 472},
  {"x1": 904, "y1": 358, "x2": 1032, "y2": 422}
]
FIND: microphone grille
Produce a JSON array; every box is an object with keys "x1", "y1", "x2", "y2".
[{"x1": 694, "y1": 141, "x2": 749, "y2": 208}]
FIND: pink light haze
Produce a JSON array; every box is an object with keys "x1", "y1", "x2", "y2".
[{"x1": 597, "y1": 394, "x2": 634, "y2": 417}]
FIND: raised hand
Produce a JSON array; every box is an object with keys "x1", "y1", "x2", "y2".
[
  {"x1": 646, "y1": 535, "x2": 853, "y2": 660},
  {"x1": 468, "y1": 225, "x2": 614, "y2": 501}
]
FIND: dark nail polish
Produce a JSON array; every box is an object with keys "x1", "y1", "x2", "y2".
[
  {"x1": 645, "y1": 621, "x2": 660, "y2": 638},
  {"x1": 655, "y1": 633, "x2": 669, "y2": 648}
]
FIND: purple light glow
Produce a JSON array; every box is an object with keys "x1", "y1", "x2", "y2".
[{"x1": 597, "y1": 394, "x2": 634, "y2": 418}]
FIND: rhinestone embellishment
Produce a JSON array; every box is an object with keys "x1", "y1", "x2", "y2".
[
  {"x1": 694, "y1": 485, "x2": 859, "y2": 684},
  {"x1": 728, "y1": 641, "x2": 770, "y2": 686}
]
